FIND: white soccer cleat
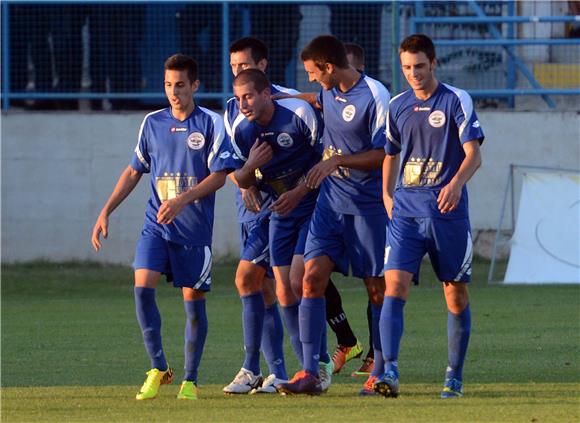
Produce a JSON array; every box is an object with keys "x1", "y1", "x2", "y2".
[
  {"x1": 319, "y1": 360, "x2": 333, "y2": 392},
  {"x1": 223, "y1": 368, "x2": 263, "y2": 394},
  {"x1": 250, "y1": 373, "x2": 288, "y2": 394}
]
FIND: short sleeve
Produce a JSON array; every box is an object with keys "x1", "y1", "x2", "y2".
[
  {"x1": 452, "y1": 89, "x2": 485, "y2": 145},
  {"x1": 385, "y1": 104, "x2": 402, "y2": 156},
  {"x1": 130, "y1": 115, "x2": 151, "y2": 173}
]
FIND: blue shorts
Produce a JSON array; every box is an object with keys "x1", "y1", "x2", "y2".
[
  {"x1": 384, "y1": 216, "x2": 473, "y2": 283},
  {"x1": 269, "y1": 211, "x2": 311, "y2": 267},
  {"x1": 133, "y1": 229, "x2": 212, "y2": 291},
  {"x1": 304, "y1": 204, "x2": 387, "y2": 278},
  {"x1": 239, "y1": 216, "x2": 274, "y2": 279}
]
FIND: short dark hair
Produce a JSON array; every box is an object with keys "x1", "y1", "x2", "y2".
[
  {"x1": 399, "y1": 34, "x2": 436, "y2": 62},
  {"x1": 164, "y1": 54, "x2": 198, "y2": 83},
  {"x1": 344, "y1": 42, "x2": 365, "y2": 70},
  {"x1": 300, "y1": 35, "x2": 349, "y2": 70},
  {"x1": 229, "y1": 37, "x2": 269, "y2": 64},
  {"x1": 233, "y1": 68, "x2": 271, "y2": 93}
]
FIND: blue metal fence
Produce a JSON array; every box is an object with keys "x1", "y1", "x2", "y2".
[{"x1": 2, "y1": 0, "x2": 579, "y2": 110}]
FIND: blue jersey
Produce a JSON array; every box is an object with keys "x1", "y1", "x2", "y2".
[
  {"x1": 228, "y1": 98, "x2": 321, "y2": 218},
  {"x1": 386, "y1": 82, "x2": 485, "y2": 219},
  {"x1": 130, "y1": 106, "x2": 227, "y2": 245},
  {"x1": 316, "y1": 73, "x2": 390, "y2": 215},
  {"x1": 224, "y1": 83, "x2": 299, "y2": 223}
]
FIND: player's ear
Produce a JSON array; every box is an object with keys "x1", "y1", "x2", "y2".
[
  {"x1": 431, "y1": 58, "x2": 437, "y2": 71},
  {"x1": 257, "y1": 58, "x2": 268, "y2": 73},
  {"x1": 191, "y1": 79, "x2": 201, "y2": 93},
  {"x1": 324, "y1": 62, "x2": 335, "y2": 74}
]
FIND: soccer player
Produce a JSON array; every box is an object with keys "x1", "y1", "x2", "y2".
[
  {"x1": 222, "y1": 37, "x2": 358, "y2": 394},
  {"x1": 343, "y1": 41, "x2": 376, "y2": 378},
  {"x1": 229, "y1": 68, "x2": 334, "y2": 392},
  {"x1": 222, "y1": 36, "x2": 291, "y2": 395},
  {"x1": 374, "y1": 34, "x2": 483, "y2": 399},
  {"x1": 277, "y1": 35, "x2": 390, "y2": 395},
  {"x1": 91, "y1": 54, "x2": 228, "y2": 401}
]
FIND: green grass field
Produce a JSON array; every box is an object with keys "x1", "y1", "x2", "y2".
[{"x1": 2, "y1": 260, "x2": 579, "y2": 422}]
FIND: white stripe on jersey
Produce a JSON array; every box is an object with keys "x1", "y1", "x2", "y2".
[
  {"x1": 230, "y1": 112, "x2": 249, "y2": 161},
  {"x1": 276, "y1": 97, "x2": 318, "y2": 146},
  {"x1": 363, "y1": 75, "x2": 391, "y2": 141},
  {"x1": 199, "y1": 106, "x2": 225, "y2": 168},
  {"x1": 134, "y1": 108, "x2": 165, "y2": 171},
  {"x1": 386, "y1": 91, "x2": 406, "y2": 149},
  {"x1": 223, "y1": 97, "x2": 236, "y2": 137},
  {"x1": 443, "y1": 83, "x2": 473, "y2": 139},
  {"x1": 271, "y1": 84, "x2": 300, "y2": 96}
]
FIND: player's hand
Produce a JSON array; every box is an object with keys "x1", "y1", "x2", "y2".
[
  {"x1": 247, "y1": 139, "x2": 273, "y2": 170},
  {"x1": 157, "y1": 196, "x2": 186, "y2": 224},
  {"x1": 91, "y1": 212, "x2": 109, "y2": 251},
  {"x1": 383, "y1": 195, "x2": 394, "y2": 220},
  {"x1": 242, "y1": 186, "x2": 263, "y2": 213},
  {"x1": 437, "y1": 181, "x2": 463, "y2": 213},
  {"x1": 305, "y1": 156, "x2": 339, "y2": 189},
  {"x1": 270, "y1": 186, "x2": 307, "y2": 217}
]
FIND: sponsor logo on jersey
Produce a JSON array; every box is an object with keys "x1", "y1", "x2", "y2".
[
  {"x1": 171, "y1": 127, "x2": 188, "y2": 133},
  {"x1": 187, "y1": 132, "x2": 205, "y2": 150},
  {"x1": 277, "y1": 132, "x2": 293, "y2": 148},
  {"x1": 472, "y1": 120, "x2": 480, "y2": 128},
  {"x1": 414, "y1": 106, "x2": 431, "y2": 112},
  {"x1": 219, "y1": 151, "x2": 231, "y2": 159},
  {"x1": 428, "y1": 110, "x2": 446, "y2": 128},
  {"x1": 334, "y1": 96, "x2": 347, "y2": 103},
  {"x1": 342, "y1": 104, "x2": 356, "y2": 122}
]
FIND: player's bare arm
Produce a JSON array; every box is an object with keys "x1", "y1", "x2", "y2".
[
  {"x1": 269, "y1": 181, "x2": 310, "y2": 217},
  {"x1": 157, "y1": 170, "x2": 228, "y2": 224},
  {"x1": 271, "y1": 92, "x2": 320, "y2": 109},
  {"x1": 437, "y1": 140, "x2": 482, "y2": 214},
  {"x1": 306, "y1": 148, "x2": 385, "y2": 189},
  {"x1": 227, "y1": 173, "x2": 262, "y2": 213},
  {"x1": 92, "y1": 165, "x2": 142, "y2": 251},
  {"x1": 382, "y1": 154, "x2": 399, "y2": 219},
  {"x1": 234, "y1": 139, "x2": 273, "y2": 189}
]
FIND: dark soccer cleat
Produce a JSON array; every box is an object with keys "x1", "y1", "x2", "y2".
[
  {"x1": 440, "y1": 377, "x2": 464, "y2": 398},
  {"x1": 373, "y1": 370, "x2": 399, "y2": 398},
  {"x1": 276, "y1": 370, "x2": 322, "y2": 396},
  {"x1": 351, "y1": 357, "x2": 375, "y2": 377}
]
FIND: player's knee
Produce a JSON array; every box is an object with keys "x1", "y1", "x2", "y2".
[
  {"x1": 235, "y1": 270, "x2": 260, "y2": 295},
  {"x1": 302, "y1": 270, "x2": 327, "y2": 298},
  {"x1": 365, "y1": 277, "x2": 386, "y2": 305}
]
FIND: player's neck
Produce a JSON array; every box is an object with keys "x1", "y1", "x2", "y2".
[
  {"x1": 336, "y1": 67, "x2": 361, "y2": 93},
  {"x1": 255, "y1": 101, "x2": 275, "y2": 126},
  {"x1": 413, "y1": 79, "x2": 439, "y2": 101},
  {"x1": 171, "y1": 101, "x2": 196, "y2": 121}
]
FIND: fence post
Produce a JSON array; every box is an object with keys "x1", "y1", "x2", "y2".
[
  {"x1": 221, "y1": 1, "x2": 230, "y2": 110},
  {"x1": 2, "y1": 1, "x2": 10, "y2": 110},
  {"x1": 506, "y1": 0, "x2": 516, "y2": 108},
  {"x1": 391, "y1": 0, "x2": 400, "y2": 94}
]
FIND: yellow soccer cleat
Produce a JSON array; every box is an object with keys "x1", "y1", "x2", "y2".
[
  {"x1": 135, "y1": 367, "x2": 174, "y2": 400},
  {"x1": 177, "y1": 381, "x2": 198, "y2": 400},
  {"x1": 332, "y1": 340, "x2": 363, "y2": 374}
]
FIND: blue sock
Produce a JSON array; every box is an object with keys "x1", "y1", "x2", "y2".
[
  {"x1": 319, "y1": 323, "x2": 330, "y2": 364},
  {"x1": 134, "y1": 287, "x2": 167, "y2": 371},
  {"x1": 240, "y1": 293, "x2": 265, "y2": 375},
  {"x1": 281, "y1": 302, "x2": 303, "y2": 366},
  {"x1": 183, "y1": 299, "x2": 208, "y2": 383},
  {"x1": 446, "y1": 304, "x2": 471, "y2": 381},
  {"x1": 261, "y1": 303, "x2": 288, "y2": 380},
  {"x1": 370, "y1": 302, "x2": 385, "y2": 377},
  {"x1": 299, "y1": 297, "x2": 326, "y2": 376},
  {"x1": 380, "y1": 296, "x2": 406, "y2": 377}
]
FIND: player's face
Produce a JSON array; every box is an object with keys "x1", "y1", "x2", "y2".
[
  {"x1": 303, "y1": 60, "x2": 334, "y2": 90},
  {"x1": 400, "y1": 51, "x2": 436, "y2": 93},
  {"x1": 230, "y1": 48, "x2": 266, "y2": 77},
  {"x1": 234, "y1": 82, "x2": 270, "y2": 122},
  {"x1": 164, "y1": 69, "x2": 199, "y2": 112}
]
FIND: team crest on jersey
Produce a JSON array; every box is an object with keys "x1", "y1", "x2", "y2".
[
  {"x1": 277, "y1": 133, "x2": 293, "y2": 148},
  {"x1": 342, "y1": 105, "x2": 356, "y2": 122},
  {"x1": 187, "y1": 132, "x2": 205, "y2": 150},
  {"x1": 428, "y1": 110, "x2": 446, "y2": 128}
]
